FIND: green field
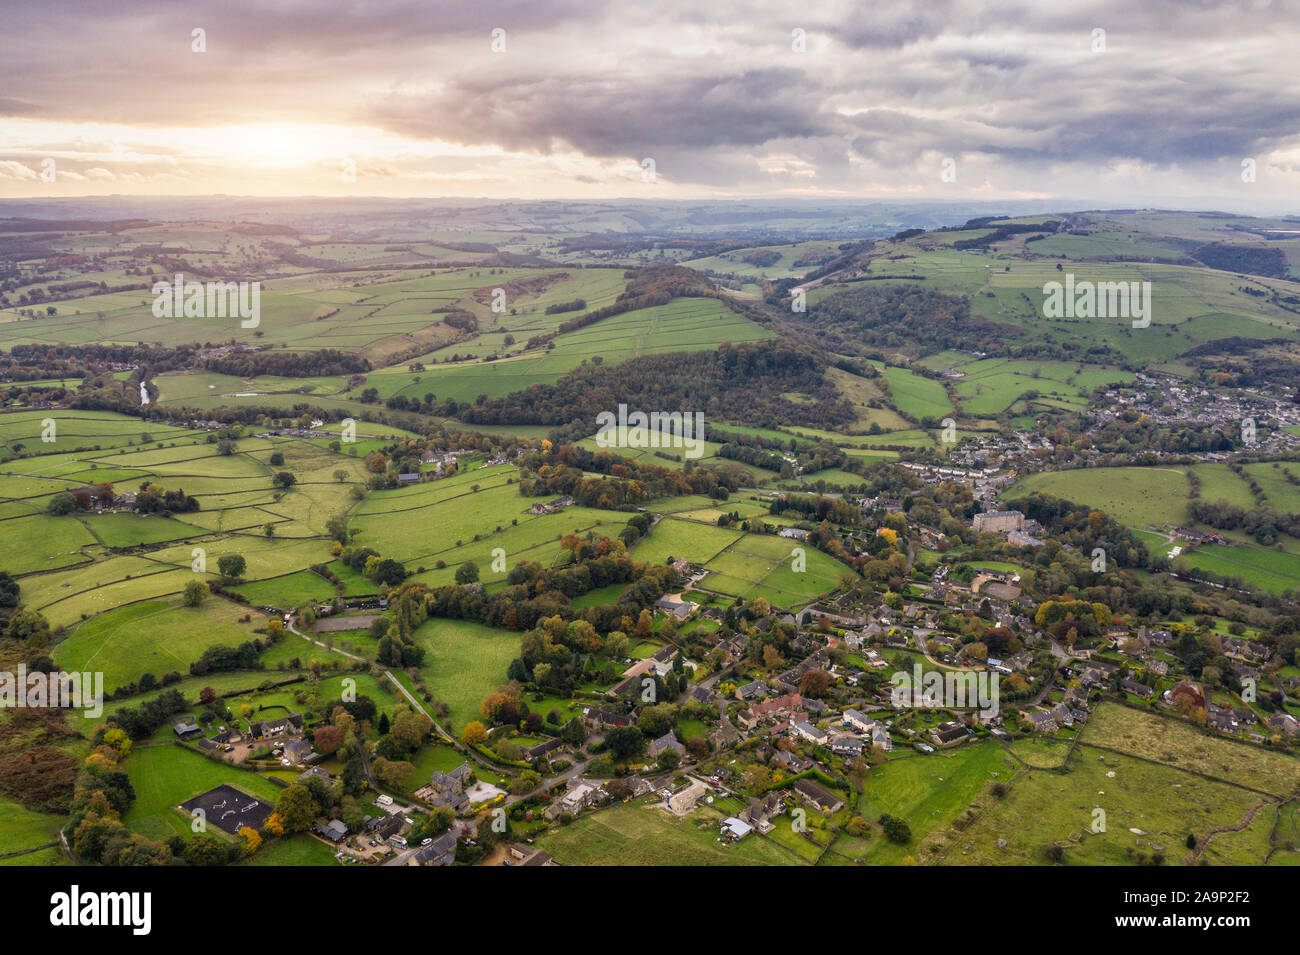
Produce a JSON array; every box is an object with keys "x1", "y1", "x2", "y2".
[
  {"x1": 943, "y1": 703, "x2": 1300, "y2": 865},
  {"x1": 411, "y1": 618, "x2": 521, "y2": 732},
  {"x1": 240, "y1": 834, "x2": 342, "y2": 866},
  {"x1": 122, "y1": 743, "x2": 283, "y2": 841},
  {"x1": 0, "y1": 797, "x2": 66, "y2": 857},
  {"x1": 353, "y1": 295, "x2": 772, "y2": 405},
  {"x1": 632, "y1": 514, "x2": 852, "y2": 608},
  {"x1": 54, "y1": 597, "x2": 279, "y2": 692},
  {"x1": 948, "y1": 744, "x2": 1263, "y2": 865},
  {"x1": 950, "y1": 358, "x2": 1131, "y2": 416},
  {"x1": 1006, "y1": 466, "x2": 1191, "y2": 528},
  {"x1": 1176, "y1": 541, "x2": 1300, "y2": 595},
  {"x1": 1191, "y1": 462, "x2": 1258, "y2": 508},
  {"x1": 229, "y1": 569, "x2": 338, "y2": 608},
  {"x1": 881, "y1": 366, "x2": 953, "y2": 420},
  {"x1": 536, "y1": 798, "x2": 807, "y2": 866},
  {"x1": 0, "y1": 414, "x2": 372, "y2": 628},
  {"x1": 849, "y1": 741, "x2": 1013, "y2": 865}
]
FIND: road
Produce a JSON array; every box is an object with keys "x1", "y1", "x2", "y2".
[
  {"x1": 288, "y1": 614, "x2": 602, "y2": 794},
  {"x1": 285, "y1": 616, "x2": 490, "y2": 766}
]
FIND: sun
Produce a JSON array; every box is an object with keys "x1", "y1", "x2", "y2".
[{"x1": 227, "y1": 124, "x2": 351, "y2": 168}]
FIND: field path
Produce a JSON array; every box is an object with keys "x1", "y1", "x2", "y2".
[{"x1": 285, "y1": 614, "x2": 505, "y2": 771}]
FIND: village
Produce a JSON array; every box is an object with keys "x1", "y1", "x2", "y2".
[{"x1": 148, "y1": 483, "x2": 1296, "y2": 867}]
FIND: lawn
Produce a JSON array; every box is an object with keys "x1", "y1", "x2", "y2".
[
  {"x1": 1006, "y1": 466, "x2": 1191, "y2": 528},
  {"x1": 1176, "y1": 540, "x2": 1300, "y2": 595},
  {"x1": 229, "y1": 569, "x2": 338, "y2": 608},
  {"x1": 0, "y1": 797, "x2": 65, "y2": 855},
  {"x1": 535, "y1": 799, "x2": 808, "y2": 866},
  {"x1": 0, "y1": 514, "x2": 95, "y2": 574},
  {"x1": 54, "y1": 597, "x2": 278, "y2": 693},
  {"x1": 947, "y1": 743, "x2": 1264, "y2": 865},
  {"x1": 570, "y1": 582, "x2": 629, "y2": 608},
  {"x1": 122, "y1": 743, "x2": 282, "y2": 842},
  {"x1": 881, "y1": 366, "x2": 954, "y2": 420},
  {"x1": 411, "y1": 618, "x2": 520, "y2": 733},
  {"x1": 851, "y1": 741, "x2": 1013, "y2": 864},
  {"x1": 632, "y1": 517, "x2": 742, "y2": 566},
  {"x1": 697, "y1": 530, "x2": 852, "y2": 607},
  {"x1": 240, "y1": 834, "x2": 342, "y2": 866}
]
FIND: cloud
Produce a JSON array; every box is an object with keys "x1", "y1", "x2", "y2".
[
  {"x1": 0, "y1": 161, "x2": 39, "y2": 181},
  {"x1": 0, "y1": 0, "x2": 1296, "y2": 200}
]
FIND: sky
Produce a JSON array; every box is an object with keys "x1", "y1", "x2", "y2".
[{"x1": 1, "y1": 0, "x2": 1297, "y2": 209}]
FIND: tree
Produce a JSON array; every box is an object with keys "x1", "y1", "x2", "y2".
[
  {"x1": 605, "y1": 725, "x2": 645, "y2": 760},
  {"x1": 0, "y1": 571, "x2": 18, "y2": 609},
  {"x1": 237, "y1": 826, "x2": 262, "y2": 856},
  {"x1": 462, "y1": 721, "x2": 488, "y2": 746},
  {"x1": 274, "y1": 784, "x2": 319, "y2": 832},
  {"x1": 264, "y1": 522, "x2": 275, "y2": 538},
  {"x1": 742, "y1": 765, "x2": 773, "y2": 792},
  {"x1": 634, "y1": 608, "x2": 653, "y2": 639},
  {"x1": 333, "y1": 469, "x2": 348, "y2": 483},
  {"x1": 6, "y1": 607, "x2": 51, "y2": 644},
  {"x1": 183, "y1": 580, "x2": 210, "y2": 607},
  {"x1": 269, "y1": 452, "x2": 285, "y2": 466},
  {"x1": 373, "y1": 558, "x2": 406, "y2": 586},
  {"x1": 509, "y1": 770, "x2": 542, "y2": 795},
  {"x1": 313, "y1": 724, "x2": 343, "y2": 755},
  {"x1": 455, "y1": 561, "x2": 480, "y2": 584},
  {"x1": 604, "y1": 631, "x2": 629, "y2": 659},
  {"x1": 636, "y1": 703, "x2": 677, "y2": 738},
  {"x1": 325, "y1": 514, "x2": 350, "y2": 545},
  {"x1": 341, "y1": 757, "x2": 366, "y2": 797},
  {"x1": 331, "y1": 707, "x2": 357, "y2": 737},
  {"x1": 390, "y1": 707, "x2": 432, "y2": 751},
  {"x1": 656, "y1": 749, "x2": 681, "y2": 771},
  {"x1": 217, "y1": 554, "x2": 247, "y2": 579},
  {"x1": 560, "y1": 718, "x2": 587, "y2": 746},
  {"x1": 799, "y1": 669, "x2": 831, "y2": 698},
  {"x1": 182, "y1": 834, "x2": 229, "y2": 866},
  {"x1": 372, "y1": 757, "x2": 415, "y2": 788},
  {"x1": 880, "y1": 814, "x2": 912, "y2": 844},
  {"x1": 46, "y1": 491, "x2": 77, "y2": 515},
  {"x1": 272, "y1": 471, "x2": 297, "y2": 489},
  {"x1": 101, "y1": 728, "x2": 133, "y2": 758}
]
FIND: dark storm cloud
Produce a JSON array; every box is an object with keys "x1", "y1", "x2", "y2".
[{"x1": 367, "y1": 68, "x2": 825, "y2": 155}]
